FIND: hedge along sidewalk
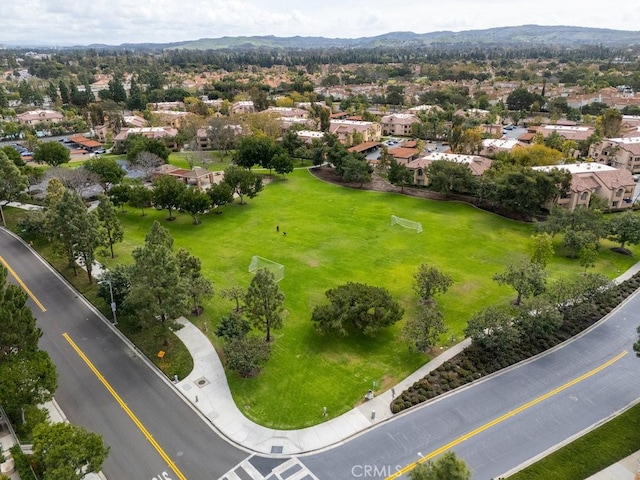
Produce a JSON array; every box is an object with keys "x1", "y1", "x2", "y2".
[
  {"x1": 392, "y1": 260, "x2": 640, "y2": 414},
  {"x1": 172, "y1": 316, "x2": 470, "y2": 455}
]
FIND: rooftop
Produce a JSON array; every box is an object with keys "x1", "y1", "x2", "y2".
[{"x1": 533, "y1": 163, "x2": 618, "y2": 174}]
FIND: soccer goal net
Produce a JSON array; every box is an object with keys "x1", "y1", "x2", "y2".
[
  {"x1": 391, "y1": 215, "x2": 423, "y2": 233},
  {"x1": 248, "y1": 256, "x2": 285, "y2": 282}
]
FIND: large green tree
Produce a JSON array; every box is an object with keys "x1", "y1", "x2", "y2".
[
  {"x1": 426, "y1": 160, "x2": 476, "y2": 195},
  {"x1": 224, "y1": 336, "x2": 271, "y2": 377},
  {"x1": 244, "y1": 269, "x2": 285, "y2": 342},
  {"x1": 311, "y1": 282, "x2": 404, "y2": 336},
  {"x1": 0, "y1": 265, "x2": 42, "y2": 358},
  {"x1": 401, "y1": 302, "x2": 446, "y2": 353},
  {"x1": 388, "y1": 158, "x2": 414, "y2": 191},
  {"x1": 223, "y1": 165, "x2": 263, "y2": 205},
  {"x1": 96, "y1": 195, "x2": 123, "y2": 258},
  {"x1": 84, "y1": 156, "x2": 125, "y2": 192},
  {"x1": 493, "y1": 259, "x2": 547, "y2": 306},
  {"x1": 127, "y1": 183, "x2": 153, "y2": 216},
  {"x1": 0, "y1": 350, "x2": 57, "y2": 419},
  {"x1": 0, "y1": 150, "x2": 28, "y2": 226},
  {"x1": 413, "y1": 264, "x2": 453, "y2": 305},
  {"x1": 179, "y1": 187, "x2": 211, "y2": 225},
  {"x1": 234, "y1": 135, "x2": 276, "y2": 170},
  {"x1": 33, "y1": 422, "x2": 109, "y2": 480},
  {"x1": 33, "y1": 141, "x2": 71, "y2": 167},
  {"x1": 153, "y1": 175, "x2": 187, "y2": 220},
  {"x1": 176, "y1": 248, "x2": 214, "y2": 315},
  {"x1": 606, "y1": 210, "x2": 640, "y2": 254},
  {"x1": 126, "y1": 221, "x2": 188, "y2": 326}
]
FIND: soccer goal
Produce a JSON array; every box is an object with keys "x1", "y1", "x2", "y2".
[
  {"x1": 390, "y1": 215, "x2": 423, "y2": 233},
  {"x1": 248, "y1": 256, "x2": 285, "y2": 282}
]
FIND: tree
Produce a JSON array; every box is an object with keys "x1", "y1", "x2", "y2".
[
  {"x1": 130, "y1": 151, "x2": 165, "y2": 180},
  {"x1": 208, "y1": 182, "x2": 234, "y2": 212},
  {"x1": 48, "y1": 191, "x2": 102, "y2": 281},
  {"x1": 215, "y1": 314, "x2": 251, "y2": 341},
  {"x1": 342, "y1": 155, "x2": 372, "y2": 187},
  {"x1": 153, "y1": 175, "x2": 186, "y2": 220},
  {"x1": 32, "y1": 422, "x2": 109, "y2": 480},
  {"x1": 311, "y1": 282, "x2": 404, "y2": 336},
  {"x1": 220, "y1": 286, "x2": 246, "y2": 314},
  {"x1": 108, "y1": 184, "x2": 130, "y2": 211},
  {"x1": 128, "y1": 184, "x2": 153, "y2": 216},
  {"x1": 515, "y1": 297, "x2": 562, "y2": 341},
  {"x1": 234, "y1": 135, "x2": 276, "y2": 170},
  {"x1": 457, "y1": 127, "x2": 483, "y2": 155},
  {"x1": 96, "y1": 264, "x2": 132, "y2": 310},
  {"x1": 33, "y1": 141, "x2": 71, "y2": 167},
  {"x1": 0, "y1": 151, "x2": 28, "y2": 226},
  {"x1": 401, "y1": 302, "x2": 446, "y2": 353},
  {"x1": 0, "y1": 350, "x2": 57, "y2": 419},
  {"x1": 179, "y1": 187, "x2": 211, "y2": 225},
  {"x1": 578, "y1": 242, "x2": 598, "y2": 272},
  {"x1": 223, "y1": 165, "x2": 263, "y2": 205},
  {"x1": 413, "y1": 264, "x2": 453, "y2": 305},
  {"x1": 600, "y1": 108, "x2": 622, "y2": 138},
  {"x1": 176, "y1": 248, "x2": 213, "y2": 315},
  {"x1": 465, "y1": 305, "x2": 517, "y2": 352},
  {"x1": 244, "y1": 269, "x2": 285, "y2": 342},
  {"x1": 1, "y1": 145, "x2": 24, "y2": 167},
  {"x1": 224, "y1": 336, "x2": 271, "y2": 377},
  {"x1": 84, "y1": 157, "x2": 125, "y2": 193},
  {"x1": 126, "y1": 221, "x2": 188, "y2": 326},
  {"x1": 409, "y1": 451, "x2": 471, "y2": 480},
  {"x1": 529, "y1": 232, "x2": 554, "y2": 267},
  {"x1": 493, "y1": 259, "x2": 547, "y2": 306},
  {"x1": 0, "y1": 265, "x2": 42, "y2": 358},
  {"x1": 96, "y1": 195, "x2": 123, "y2": 258},
  {"x1": 387, "y1": 158, "x2": 414, "y2": 191},
  {"x1": 506, "y1": 86, "x2": 541, "y2": 111},
  {"x1": 426, "y1": 160, "x2": 476, "y2": 195},
  {"x1": 606, "y1": 211, "x2": 640, "y2": 254},
  {"x1": 126, "y1": 135, "x2": 170, "y2": 162},
  {"x1": 272, "y1": 151, "x2": 294, "y2": 178}
]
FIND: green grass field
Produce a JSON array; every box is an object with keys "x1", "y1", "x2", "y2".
[
  {"x1": 86, "y1": 168, "x2": 639, "y2": 428},
  {"x1": 509, "y1": 401, "x2": 640, "y2": 480}
]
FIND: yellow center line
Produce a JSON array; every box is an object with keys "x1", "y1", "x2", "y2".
[
  {"x1": 63, "y1": 332, "x2": 188, "y2": 480},
  {"x1": 386, "y1": 350, "x2": 628, "y2": 479},
  {"x1": 0, "y1": 254, "x2": 46, "y2": 312}
]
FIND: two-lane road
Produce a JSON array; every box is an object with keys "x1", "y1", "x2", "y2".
[
  {"x1": 0, "y1": 229, "x2": 247, "y2": 480},
  {"x1": 302, "y1": 282, "x2": 640, "y2": 479}
]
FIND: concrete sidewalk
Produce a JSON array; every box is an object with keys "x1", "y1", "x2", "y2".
[
  {"x1": 173, "y1": 259, "x2": 640, "y2": 458},
  {"x1": 173, "y1": 316, "x2": 470, "y2": 455},
  {"x1": 586, "y1": 450, "x2": 640, "y2": 480}
]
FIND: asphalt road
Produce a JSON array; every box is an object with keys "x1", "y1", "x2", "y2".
[
  {"x1": 0, "y1": 228, "x2": 247, "y2": 480},
  {"x1": 302, "y1": 287, "x2": 640, "y2": 479}
]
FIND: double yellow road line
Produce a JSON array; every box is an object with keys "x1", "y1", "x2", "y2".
[{"x1": 386, "y1": 350, "x2": 628, "y2": 479}]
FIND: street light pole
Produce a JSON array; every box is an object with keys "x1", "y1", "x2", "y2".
[{"x1": 99, "y1": 279, "x2": 117, "y2": 325}]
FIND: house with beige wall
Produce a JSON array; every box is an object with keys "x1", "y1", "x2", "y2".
[
  {"x1": 16, "y1": 109, "x2": 64, "y2": 125},
  {"x1": 406, "y1": 153, "x2": 492, "y2": 186},
  {"x1": 329, "y1": 120, "x2": 382, "y2": 145},
  {"x1": 380, "y1": 113, "x2": 419, "y2": 136},
  {"x1": 590, "y1": 137, "x2": 640, "y2": 174},
  {"x1": 533, "y1": 163, "x2": 635, "y2": 211}
]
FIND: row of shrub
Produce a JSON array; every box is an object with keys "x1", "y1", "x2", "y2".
[{"x1": 391, "y1": 272, "x2": 640, "y2": 413}]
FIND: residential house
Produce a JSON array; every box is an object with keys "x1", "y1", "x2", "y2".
[
  {"x1": 329, "y1": 120, "x2": 382, "y2": 145},
  {"x1": 589, "y1": 137, "x2": 640, "y2": 174},
  {"x1": 296, "y1": 130, "x2": 325, "y2": 144},
  {"x1": 123, "y1": 115, "x2": 148, "y2": 128},
  {"x1": 154, "y1": 164, "x2": 219, "y2": 191},
  {"x1": 195, "y1": 124, "x2": 243, "y2": 150},
  {"x1": 16, "y1": 109, "x2": 64, "y2": 125},
  {"x1": 480, "y1": 138, "x2": 524, "y2": 157},
  {"x1": 153, "y1": 110, "x2": 192, "y2": 129},
  {"x1": 380, "y1": 113, "x2": 419, "y2": 137},
  {"x1": 114, "y1": 127, "x2": 179, "y2": 151},
  {"x1": 147, "y1": 101, "x2": 185, "y2": 111},
  {"x1": 406, "y1": 153, "x2": 492, "y2": 186},
  {"x1": 406, "y1": 104, "x2": 443, "y2": 114},
  {"x1": 533, "y1": 163, "x2": 635, "y2": 211},
  {"x1": 264, "y1": 107, "x2": 309, "y2": 118},
  {"x1": 535, "y1": 124, "x2": 595, "y2": 142},
  {"x1": 388, "y1": 146, "x2": 420, "y2": 164},
  {"x1": 231, "y1": 101, "x2": 255, "y2": 115}
]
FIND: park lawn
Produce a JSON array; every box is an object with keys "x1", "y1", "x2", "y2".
[
  {"x1": 509, "y1": 401, "x2": 640, "y2": 480},
  {"x1": 92, "y1": 168, "x2": 640, "y2": 428},
  {"x1": 169, "y1": 151, "x2": 234, "y2": 171}
]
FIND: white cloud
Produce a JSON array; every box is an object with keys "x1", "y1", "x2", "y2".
[{"x1": 0, "y1": 0, "x2": 638, "y2": 46}]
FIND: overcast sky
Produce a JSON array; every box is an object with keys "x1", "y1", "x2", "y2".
[{"x1": 3, "y1": 0, "x2": 640, "y2": 47}]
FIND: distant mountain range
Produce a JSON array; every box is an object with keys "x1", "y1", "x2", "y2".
[{"x1": 72, "y1": 25, "x2": 640, "y2": 51}]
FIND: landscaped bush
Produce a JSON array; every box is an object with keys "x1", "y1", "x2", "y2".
[{"x1": 391, "y1": 273, "x2": 640, "y2": 414}]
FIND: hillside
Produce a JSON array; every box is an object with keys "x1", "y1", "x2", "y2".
[{"x1": 81, "y1": 25, "x2": 640, "y2": 51}]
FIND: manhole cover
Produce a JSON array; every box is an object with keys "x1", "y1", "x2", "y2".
[{"x1": 194, "y1": 376, "x2": 210, "y2": 388}]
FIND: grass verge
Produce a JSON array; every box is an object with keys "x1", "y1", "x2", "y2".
[{"x1": 509, "y1": 401, "x2": 640, "y2": 480}]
